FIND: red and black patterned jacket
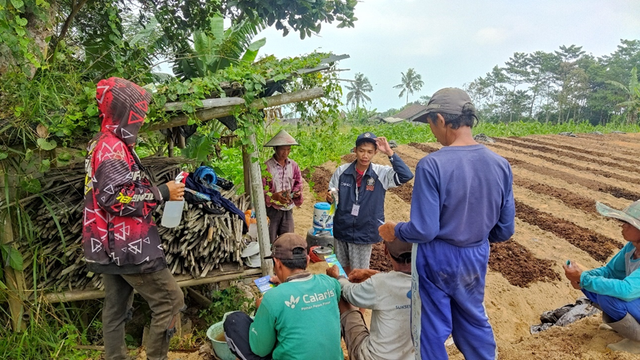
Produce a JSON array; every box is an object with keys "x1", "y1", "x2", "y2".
[{"x1": 82, "y1": 77, "x2": 170, "y2": 274}]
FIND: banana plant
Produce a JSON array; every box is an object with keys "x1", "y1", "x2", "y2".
[
  {"x1": 173, "y1": 15, "x2": 266, "y2": 80},
  {"x1": 607, "y1": 67, "x2": 640, "y2": 124}
]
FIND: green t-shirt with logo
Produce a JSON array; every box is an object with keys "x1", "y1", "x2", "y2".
[{"x1": 249, "y1": 273, "x2": 343, "y2": 359}]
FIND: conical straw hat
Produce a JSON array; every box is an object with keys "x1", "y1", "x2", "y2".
[
  {"x1": 264, "y1": 129, "x2": 299, "y2": 147},
  {"x1": 596, "y1": 200, "x2": 640, "y2": 231}
]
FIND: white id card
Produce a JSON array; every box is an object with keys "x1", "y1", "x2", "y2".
[{"x1": 351, "y1": 204, "x2": 360, "y2": 216}]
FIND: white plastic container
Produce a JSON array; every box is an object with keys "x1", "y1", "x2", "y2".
[
  {"x1": 161, "y1": 200, "x2": 184, "y2": 228},
  {"x1": 312, "y1": 202, "x2": 334, "y2": 236},
  {"x1": 161, "y1": 173, "x2": 185, "y2": 228}
]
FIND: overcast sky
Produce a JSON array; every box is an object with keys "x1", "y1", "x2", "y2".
[{"x1": 256, "y1": 0, "x2": 640, "y2": 112}]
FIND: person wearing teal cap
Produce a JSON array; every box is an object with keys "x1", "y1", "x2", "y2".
[{"x1": 564, "y1": 200, "x2": 640, "y2": 354}]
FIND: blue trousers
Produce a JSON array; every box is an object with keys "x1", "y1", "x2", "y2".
[
  {"x1": 582, "y1": 290, "x2": 640, "y2": 323},
  {"x1": 416, "y1": 240, "x2": 496, "y2": 360}
]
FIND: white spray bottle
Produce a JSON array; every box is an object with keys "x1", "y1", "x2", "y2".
[{"x1": 161, "y1": 173, "x2": 185, "y2": 228}]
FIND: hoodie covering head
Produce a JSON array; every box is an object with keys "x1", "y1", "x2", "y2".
[{"x1": 82, "y1": 77, "x2": 168, "y2": 274}]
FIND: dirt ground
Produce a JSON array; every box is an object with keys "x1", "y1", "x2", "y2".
[{"x1": 166, "y1": 132, "x2": 640, "y2": 359}]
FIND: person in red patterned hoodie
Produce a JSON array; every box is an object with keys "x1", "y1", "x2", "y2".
[{"x1": 82, "y1": 77, "x2": 185, "y2": 360}]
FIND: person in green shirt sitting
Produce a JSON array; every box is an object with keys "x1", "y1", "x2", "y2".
[{"x1": 223, "y1": 233, "x2": 344, "y2": 360}]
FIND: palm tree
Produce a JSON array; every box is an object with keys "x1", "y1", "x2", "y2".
[
  {"x1": 345, "y1": 73, "x2": 373, "y2": 109},
  {"x1": 394, "y1": 68, "x2": 424, "y2": 104}
]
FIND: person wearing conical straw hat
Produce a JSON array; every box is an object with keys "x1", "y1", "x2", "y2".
[
  {"x1": 263, "y1": 129, "x2": 304, "y2": 243},
  {"x1": 564, "y1": 200, "x2": 640, "y2": 354}
]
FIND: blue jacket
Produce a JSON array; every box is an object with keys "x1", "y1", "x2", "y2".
[
  {"x1": 329, "y1": 154, "x2": 414, "y2": 245},
  {"x1": 581, "y1": 242, "x2": 640, "y2": 302}
]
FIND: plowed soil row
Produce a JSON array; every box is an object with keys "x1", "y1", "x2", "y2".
[
  {"x1": 409, "y1": 142, "x2": 439, "y2": 153},
  {"x1": 495, "y1": 137, "x2": 639, "y2": 174},
  {"x1": 393, "y1": 149, "x2": 420, "y2": 168},
  {"x1": 513, "y1": 176, "x2": 597, "y2": 215},
  {"x1": 540, "y1": 134, "x2": 640, "y2": 155},
  {"x1": 488, "y1": 241, "x2": 560, "y2": 288},
  {"x1": 389, "y1": 183, "x2": 414, "y2": 203},
  {"x1": 503, "y1": 156, "x2": 640, "y2": 201},
  {"x1": 584, "y1": 133, "x2": 640, "y2": 143},
  {"x1": 526, "y1": 137, "x2": 640, "y2": 166},
  {"x1": 489, "y1": 143, "x2": 640, "y2": 186},
  {"x1": 579, "y1": 134, "x2": 640, "y2": 147},
  {"x1": 515, "y1": 201, "x2": 621, "y2": 262}
]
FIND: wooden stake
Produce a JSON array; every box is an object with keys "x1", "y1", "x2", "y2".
[
  {"x1": 247, "y1": 134, "x2": 273, "y2": 277},
  {"x1": 2, "y1": 170, "x2": 27, "y2": 332},
  {"x1": 242, "y1": 146, "x2": 252, "y2": 195}
]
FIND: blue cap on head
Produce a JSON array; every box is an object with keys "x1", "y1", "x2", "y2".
[{"x1": 356, "y1": 132, "x2": 377, "y2": 148}]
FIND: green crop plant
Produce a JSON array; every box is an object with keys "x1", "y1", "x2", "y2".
[
  {"x1": 474, "y1": 120, "x2": 640, "y2": 138},
  {"x1": 199, "y1": 285, "x2": 257, "y2": 325}
]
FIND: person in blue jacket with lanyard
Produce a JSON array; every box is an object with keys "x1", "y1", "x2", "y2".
[
  {"x1": 379, "y1": 88, "x2": 515, "y2": 360},
  {"x1": 564, "y1": 200, "x2": 640, "y2": 354},
  {"x1": 327, "y1": 133, "x2": 413, "y2": 276}
]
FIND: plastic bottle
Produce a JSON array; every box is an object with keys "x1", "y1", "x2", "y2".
[{"x1": 161, "y1": 173, "x2": 186, "y2": 228}]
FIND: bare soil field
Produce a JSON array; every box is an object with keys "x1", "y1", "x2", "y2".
[{"x1": 167, "y1": 132, "x2": 640, "y2": 359}]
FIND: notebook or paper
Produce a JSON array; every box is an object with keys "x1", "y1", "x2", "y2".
[
  {"x1": 254, "y1": 275, "x2": 275, "y2": 293},
  {"x1": 325, "y1": 254, "x2": 348, "y2": 278}
]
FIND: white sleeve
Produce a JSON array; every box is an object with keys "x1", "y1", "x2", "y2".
[
  {"x1": 373, "y1": 164, "x2": 399, "y2": 190},
  {"x1": 329, "y1": 165, "x2": 347, "y2": 190},
  {"x1": 338, "y1": 276, "x2": 379, "y2": 309}
]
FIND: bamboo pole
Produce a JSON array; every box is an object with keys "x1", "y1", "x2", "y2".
[
  {"x1": 40, "y1": 268, "x2": 262, "y2": 304},
  {"x1": 163, "y1": 97, "x2": 245, "y2": 111},
  {"x1": 146, "y1": 87, "x2": 324, "y2": 132},
  {"x1": 2, "y1": 170, "x2": 27, "y2": 332},
  {"x1": 247, "y1": 134, "x2": 273, "y2": 277},
  {"x1": 242, "y1": 146, "x2": 252, "y2": 195}
]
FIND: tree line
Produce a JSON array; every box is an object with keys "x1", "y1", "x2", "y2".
[
  {"x1": 465, "y1": 41, "x2": 640, "y2": 125},
  {"x1": 345, "y1": 40, "x2": 640, "y2": 126}
]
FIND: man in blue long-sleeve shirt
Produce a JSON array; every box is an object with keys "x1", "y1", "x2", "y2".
[
  {"x1": 379, "y1": 88, "x2": 515, "y2": 360},
  {"x1": 564, "y1": 200, "x2": 640, "y2": 354}
]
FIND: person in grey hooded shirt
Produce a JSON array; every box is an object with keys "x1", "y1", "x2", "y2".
[{"x1": 326, "y1": 239, "x2": 414, "y2": 360}]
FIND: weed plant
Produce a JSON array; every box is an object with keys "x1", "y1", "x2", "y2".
[
  {"x1": 0, "y1": 301, "x2": 102, "y2": 360},
  {"x1": 199, "y1": 285, "x2": 256, "y2": 325}
]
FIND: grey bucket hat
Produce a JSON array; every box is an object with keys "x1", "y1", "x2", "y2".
[
  {"x1": 264, "y1": 129, "x2": 299, "y2": 147},
  {"x1": 596, "y1": 200, "x2": 640, "y2": 231}
]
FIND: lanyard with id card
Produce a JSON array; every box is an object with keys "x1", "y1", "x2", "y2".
[{"x1": 352, "y1": 182, "x2": 361, "y2": 216}]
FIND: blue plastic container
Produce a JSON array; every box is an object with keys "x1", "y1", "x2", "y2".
[{"x1": 313, "y1": 202, "x2": 333, "y2": 236}]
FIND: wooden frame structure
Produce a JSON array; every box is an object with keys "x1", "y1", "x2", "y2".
[
  {"x1": 1, "y1": 53, "x2": 349, "y2": 332},
  {"x1": 0, "y1": 86, "x2": 326, "y2": 316}
]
